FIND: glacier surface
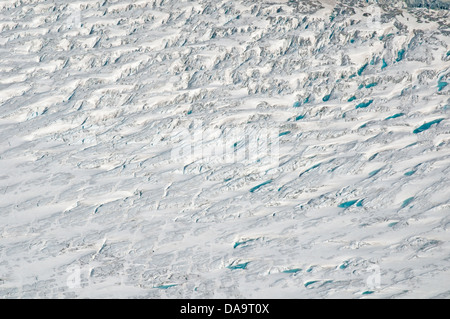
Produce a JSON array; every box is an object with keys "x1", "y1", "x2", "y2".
[{"x1": 0, "y1": 0, "x2": 449, "y2": 298}]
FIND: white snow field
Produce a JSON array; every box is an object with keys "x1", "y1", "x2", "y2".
[{"x1": 0, "y1": 0, "x2": 449, "y2": 299}]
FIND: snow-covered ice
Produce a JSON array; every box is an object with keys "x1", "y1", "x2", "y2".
[{"x1": 0, "y1": 0, "x2": 449, "y2": 298}]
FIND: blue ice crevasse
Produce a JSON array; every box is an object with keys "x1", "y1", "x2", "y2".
[
  {"x1": 357, "y1": 63, "x2": 368, "y2": 76},
  {"x1": 227, "y1": 262, "x2": 249, "y2": 270},
  {"x1": 338, "y1": 200, "x2": 358, "y2": 208},
  {"x1": 413, "y1": 118, "x2": 444, "y2": 134},
  {"x1": 404, "y1": 170, "x2": 416, "y2": 176},
  {"x1": 299, "y1": 163, "x2": 321, "y2": 177},
  {"x1": 369, "y1": 168, "x2": 382, "y2": 177},
  {"x1": 154, "y1": 284, "x2": 177, "y2": 289},
  {"x1": 437, "y1": 76, "x2": 448, "y2": 91},
  {"x1": 401, "y1": 197, "x2": 414, "y2": 208},
  {"x1": 385, "y1": 113, "x2": 405, "y2": 120},
  {"x1": 249, "y1": 180, "x2": 272, "y2": 193},
  {"x1": 356, "y1": 100, "x2": 373, "y2": 109},
  {"x1": 282, "y1": 268, "x2": 302, "y2": 274},
  {"x1": 396, "y1": 49, "x2": 406, "y2": 62},
  {"x1": 304, "y1": 280, "x2": 319, "y2": 288},
  {"x1": 234, "y1": 239, "x2": 255, "y2": 249},
  {"x1": 365, "y1": 82, "x2": 378, "y2": 89}
]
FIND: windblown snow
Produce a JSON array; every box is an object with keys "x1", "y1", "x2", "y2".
[{"x1": 0, "y1": 0, "x2": 449, "y2": 298}]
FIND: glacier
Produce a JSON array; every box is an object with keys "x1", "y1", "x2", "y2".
[{"x1": 0, "y1": 0, "x2": 449, "y2": 299}]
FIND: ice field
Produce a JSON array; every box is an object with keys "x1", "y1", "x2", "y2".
[{"x1": 0, "y1": 0, "x2": 449, "y2": 298}]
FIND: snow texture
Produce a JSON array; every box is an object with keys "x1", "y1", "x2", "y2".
[{"x1": 0, "y1": 0, "x2": 449, "y2": 298}]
